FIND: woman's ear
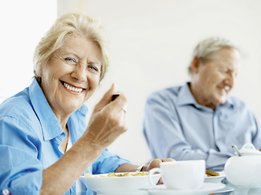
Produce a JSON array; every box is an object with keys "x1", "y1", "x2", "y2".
[{"x1": 190, "y1": 57, "x2": 200, "y2": 73}]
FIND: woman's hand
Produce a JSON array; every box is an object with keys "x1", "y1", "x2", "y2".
[
  {"x1": 83, "y1": 84, "x2": 128, "y2": 149},
  {"x1": 142, "y1": 158, "x2": 175, "y2": 184},
  {"x1": 142, "y1": 158, "x2": 175, "y2": 171}
]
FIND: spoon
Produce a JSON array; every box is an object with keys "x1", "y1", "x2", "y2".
[{"x1": 231, "y1": 145, "x2": 241, "y2": 156}]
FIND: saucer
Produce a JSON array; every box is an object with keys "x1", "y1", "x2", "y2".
[
  {"x1": 147, "y1": 182, "x2": 226, "y2": 195},
  {"x1": 214, "y1": 185, "x2": 234, "y2": 194}
]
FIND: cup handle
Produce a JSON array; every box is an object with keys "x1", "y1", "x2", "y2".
[{"x1": 148, "y1": 167, "x2": 161, "y2": 187}]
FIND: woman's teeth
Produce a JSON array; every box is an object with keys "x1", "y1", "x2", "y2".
[{"x1": 63, "y1": 82, "x2": 83, "y2": 93}]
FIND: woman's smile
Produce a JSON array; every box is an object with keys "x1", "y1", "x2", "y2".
[{"x1": 60, "y1": 80, "x2": 86, "y2": 94}]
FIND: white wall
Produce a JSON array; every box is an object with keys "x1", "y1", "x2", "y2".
[
  {"x1": 1, "y1": 0, "x2": 261, "y2": 165},
  {"x1": 0, "y1": 0, "x2": 56, "y2": 98}
]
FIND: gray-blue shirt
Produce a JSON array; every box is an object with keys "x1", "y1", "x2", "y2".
[{"x1": 143, "y1": 83, "x2": 261, "y2": 170}]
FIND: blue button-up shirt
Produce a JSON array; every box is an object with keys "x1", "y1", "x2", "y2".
[
  {"x1": 0, "y1": 79, "x2": 129, "y2": 195},
  {"x1": 143, "y1": 83, "x2": 261, "y2": 170}
]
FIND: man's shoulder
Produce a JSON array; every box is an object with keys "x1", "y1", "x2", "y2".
[
  {"x1": 226, "y1": 97, "x2": 259, "y2": 122},
  {"x1": 226, "y1": 96, "x2": 255, "y2": 115},
  {"x1": 228, "y1": 96, "x2": 247, "y2": 108},
  {"x1": 149, "y1": 84, "x2": 185, "y2": 99}
]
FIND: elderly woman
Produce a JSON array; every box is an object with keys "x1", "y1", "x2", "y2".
[{"x1": 0, "y1": 13, "x2": 171, "y2": 195}]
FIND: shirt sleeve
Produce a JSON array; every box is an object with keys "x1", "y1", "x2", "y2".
[
  {"x1": 91, "y1": 149, "x2": 130, "y2": 174},
  {"x1": 0, "y1": 116, "x2": 43, "y2": 195},
  {"x1": 143, "y1": 92, "x2": 230, "y2": 170},
  {"x1": 251, "y1": 113, "x2": 261, "y2": 149}
]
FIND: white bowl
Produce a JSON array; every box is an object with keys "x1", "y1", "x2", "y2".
[
  {"x1": 80, "y1": 172, "x2": 161, "y2": 193},
  {"x1": 204, "y1": 171, "x2": 225, "y2": 183}
]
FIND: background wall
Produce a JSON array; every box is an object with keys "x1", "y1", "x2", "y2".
[{"x1": 1, "y1": 0, "x2": 261, "y2": 165}]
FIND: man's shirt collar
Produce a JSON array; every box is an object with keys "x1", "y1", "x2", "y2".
[{"x1": 176, "y1": 82, "x2": 234, "y2": 110}]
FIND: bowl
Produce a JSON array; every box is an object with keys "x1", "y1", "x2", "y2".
[
  {"x1": 204, "y1": 171, "x2": 225, "y2": 183},
  {"x1": 79, "y1": 172, "x2": 161, "y2": 193}
]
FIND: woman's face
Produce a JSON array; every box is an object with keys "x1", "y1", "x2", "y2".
[{"x1": 40, "y1": 34, "x2": 102, "y2": 118}]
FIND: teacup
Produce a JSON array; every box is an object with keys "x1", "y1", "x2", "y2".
[{"x1": 148, "y1": 160, "x2": 205, "y2": 190}]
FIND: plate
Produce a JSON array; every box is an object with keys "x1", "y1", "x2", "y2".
[
  {"x1": 79, "y1": 172, "x2": 161, "y2": 193},
  {"x1": 214, "y1": 185, "x2": 234, "y2": 194},
  {"x1": 147, "y1": 182, "x2": 226, "y2": 195},
  {"x1": 205, "y1": 171, "x2": 225, "y2": 183}
]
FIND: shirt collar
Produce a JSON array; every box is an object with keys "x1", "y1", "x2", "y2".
[
  {"x1": 176, "y1": 83, "x2": 197, "y2": 106},
  {"x1": 176, "y1": 82, "x2": 234, "y2": 109},
  {"x1": 29, "y1": 79, "x2": 64, "y2": 141}
]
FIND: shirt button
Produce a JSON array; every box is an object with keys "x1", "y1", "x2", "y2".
[{"x1": 2, "y1": 189, "x2": 10, "y2": 195}]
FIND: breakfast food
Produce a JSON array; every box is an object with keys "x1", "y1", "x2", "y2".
[
  {"x1": 206, "y1": 169, "x2": 220, "y2": 177},
  {"x1": 107, "y1": 172, "x2": 148, "y2": 177},
  {"x1": 84, "y1": 172, "x2": 148, "y2": 177}
]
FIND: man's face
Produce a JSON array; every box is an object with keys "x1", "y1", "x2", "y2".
[{"x1": 191, "y1": 48, "x2": 240, "y2": 108}]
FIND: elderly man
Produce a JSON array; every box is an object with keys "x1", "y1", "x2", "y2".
[{"x1": 143, "y1": 37, "x2": 261, "y2": 171}]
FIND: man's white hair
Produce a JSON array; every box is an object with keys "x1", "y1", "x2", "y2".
[
  {"x1": 188, "y1": 37, "x2": 239, "y2": 74},
  {"x1": 193, "y1": 37, "x2": 238, "y2": 60}
]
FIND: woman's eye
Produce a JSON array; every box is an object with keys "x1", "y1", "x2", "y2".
[
  {"x1": 64, "y1": 57, "x2": 77, "y2": 65},
  {"x1": 88, "y1": 64, "x2": 100, "y2": 73}
]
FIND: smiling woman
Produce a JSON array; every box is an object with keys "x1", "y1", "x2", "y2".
[
  {"x1": 0, "y1": 13, "x2": 174, "y2": 195},
  {"x1": 0, "y1": 13, "x2": 129, "y2": 195}
]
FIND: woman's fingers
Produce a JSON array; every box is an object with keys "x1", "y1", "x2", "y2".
[
  {"x1": 84, "y1": 84, "x2": 128, "y2": 149},
  {"x1": 145, "y1": 158, "x2": 175, "y2": 171},
  {"x1": 93, "y1": 83, "x2": 116, "y2": 112},
  {"x1": 93, "y1": 84, "x2": 127, "y2": 115}
]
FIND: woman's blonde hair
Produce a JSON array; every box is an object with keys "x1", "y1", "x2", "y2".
[{"x1": 34, "y1": 13, "x2": 108, "y2": 81}]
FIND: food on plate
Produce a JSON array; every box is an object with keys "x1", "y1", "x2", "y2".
[
  {"x1": 107, "y1": 172, "x2": 148, "y2": 177},
  {"x1": 84, "y1": 172, "x2": 149, "y2": 177},
  {"x1": 206, "y1": 169, "x2": 220, "y2": 177}
]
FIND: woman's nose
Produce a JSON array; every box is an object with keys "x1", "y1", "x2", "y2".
[{"x1": 71, "y1": 64, "x2": 87, "y2": 82}]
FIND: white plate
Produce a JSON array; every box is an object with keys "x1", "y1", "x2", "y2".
[
  {"x1": 147, "y1": 182, "x2": 226, "y2": 195},
  {"x1": 79, "y1": 172, "x2": 161, "y2": 193},
  {"x1": 214, "y1": 185, "x2": 234, "y2": 194},
  {"x1": 205, "y1": 171, "x2": 225, "y2": 183}
]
